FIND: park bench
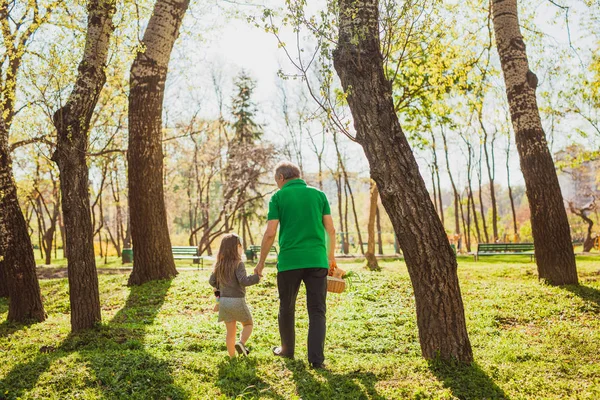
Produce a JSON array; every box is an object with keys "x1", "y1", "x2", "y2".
[
  {"x1": 123, "y1": 246, "x2": 209, "y2": 269},
  {"x1": 245, "y1": 245, "x2": 278, "y2": 262},
  {"x1": 172, "y1": 246, "x2": 202, "y2": 263},
  {"x1": 474, "y1": 243, "x2": 535, "y2": 261}
]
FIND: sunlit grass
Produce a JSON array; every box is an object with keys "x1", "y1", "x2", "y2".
[{"x1": 1, "y1": 257, "x2": 599, "y2": 399}]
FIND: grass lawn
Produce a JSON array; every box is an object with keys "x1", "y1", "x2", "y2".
[{"x1": 1, "y1": 257, "x2": 599, "y2": 399}]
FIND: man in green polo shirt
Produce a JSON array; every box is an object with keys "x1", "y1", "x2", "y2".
[{"x1": 254, "y1": 161, "x2": 336, "y2": 369}]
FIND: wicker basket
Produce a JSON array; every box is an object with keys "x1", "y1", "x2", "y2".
[{"x1": 327, "y1": 276, "x2": 346, "y2": 293}]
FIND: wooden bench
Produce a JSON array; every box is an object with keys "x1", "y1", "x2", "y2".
[
  {"x1": 245, "y1": 245, "x2": 278, "y2": 262},
  {"x1": 475, "y1": 243, "x2": 535, "y2": 261}
]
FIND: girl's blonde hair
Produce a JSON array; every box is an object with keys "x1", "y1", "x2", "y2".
[{"x1": 213, "y1": 233, "x2": 242, "y2": 286}]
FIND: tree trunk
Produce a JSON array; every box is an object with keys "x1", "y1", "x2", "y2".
[
  {"x1": 568, "y1": 202, "x2": 596, "y2": 252},
  {"x1": 506, "y1": 138, "x2": 518, "y2": 237},
  {"x1": 492, "y1": 0, "x2": 577, "y2": 285},
  {"x1": 431, "y1": 167, "x2": 438, "y2": 215},
  {"x1": 333, "y1": 134, "x2": 364, "y2": 254},
  {"x1": 333, "y1": 0, "x2": 472, "y2": 362},
  {"x1": 460, "y1": 194, "x2": 470, "y2": 253},
  {"x1": 365, "y1": 180, "x2": 379, "y2": 270},
  {"x1": 477, "y1": 148, "x2": 490, "y2": 243},
  {"x1": 127, "y1": 0, "x2": 189, "y2": 285},
  {"x1": 343, "y1": 178, "x2": 350, "y2": 253},
  {"x1": 440, "y1": 127, "x2": 461, "y2": 240},
  {"x1": 58, "y1": 208, "x2": 66, "y2": 259},
  {"x1": 0, "y1": 114, "x2": 45, "y2": 321},
  {"x1": 481, "y1": 122, "x2": 498, "y2": 241},
  {"x1": 0, "y1": 263, "x2": 8, "y2": 298},
  {"x1": 334, "y1": 167, "x2": 347, "y2": 254},
  {"x1": 431, "y1": 131, "x2": 444, "y2": 226},
  {"x1": 51, "y1": 0, "x2": 116, "y2": 331},
  {"x1": 468, "y1": 187, "x2": 480, "y2": 241},
  {"x1": 376, "y1": 205, "x2": 384, "y2": 255},
  {"x1": 346, "y1": 176, "x2": 364, "y2": 254}
]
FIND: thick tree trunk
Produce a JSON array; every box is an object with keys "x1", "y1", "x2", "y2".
[
  {"x1": 333, "y1": 0, "x2": 472, "y2": 362},
  {"x1": 51, "y1": 0, "x2": 116, "y2": 331},
  {"x1": 0, "y1": 110, "x2": 46, "y2": 322},
  {"x1": 492, "y1": 0, "x2": 577, "y2": 285},
  {"x1": 365, "y1": 180, "x2": 379, "y2": 270},
  {"x1": 127, "y1": 0, "x2": 189, "y2": 285}
]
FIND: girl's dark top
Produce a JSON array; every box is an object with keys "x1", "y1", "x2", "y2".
[{"x1": 209, "y1": 262, "x2": 259, "y2": 298}]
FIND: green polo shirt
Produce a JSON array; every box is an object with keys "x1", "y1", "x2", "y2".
[{"x1": 267, "y1": 179, "x2": 331, "y2": 272}]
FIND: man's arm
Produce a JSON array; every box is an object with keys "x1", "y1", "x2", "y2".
[
  {"x1": 254, "y1": 219, "x2": 279, "y2": 276},
  {"x1": 323, "y1": 214, "x2": 336, "y2": 266}
]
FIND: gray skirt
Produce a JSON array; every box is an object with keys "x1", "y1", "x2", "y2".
[{"x1": 218, "y1": 297, "x2": 253, "y2": 323}]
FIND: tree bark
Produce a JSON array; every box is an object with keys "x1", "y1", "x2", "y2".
[
  {"x1": 376, "y1": 205, "x2": 384, "y2": 255},
  {"x1": 492, "y1": 0, "x2": 577, "y2": 285},
  {"x1": 430, "y1": 167, "x2": 438, "y2": 215},
  {"x1": 346, "y1": 175, "x2": 364, "y2": 254},
  {"x1": 127, "y1": 0, "x2": 190, "y2": 285},
  {"x1": 365, "y1": 180, "x2": 379, "y2": 270},
  {"x1": 568, "y1": 202, "x2": 596, "y2": 252},
  {"x1": 333, "y1": 0, "x2": 472, "y2": 362},
  {"x1": 481, "y1": 121, "x2": 498, "y2": 241},
  {"x1": 0, "y1": 263, "x2": 8, "y2": 298},
  {"x1": 477, "y1": 147, "x2": 490, "y2": 243},
  {"x1": 51, "y1": 0, "x2": 116, "y2": 331},
  {"x1": 441, "y1": 127, "x2": 461, "y2": 239},
  {"x1": 0, "y1": 107, "x2": 45, "y2": 322},
  {"x1": 506, "y1": 138, "x2": 518, "y2": 237},
  {"x1": 431, "y1": 131, "x2": 444, "y2": 226}
]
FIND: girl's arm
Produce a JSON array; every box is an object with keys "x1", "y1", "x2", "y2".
[
  {"x1": 236, "y1": 262, "x2": 260, "y2": 286},
  {"x1": 209, "y1": 272, "x2": 217, "y2": 288}
]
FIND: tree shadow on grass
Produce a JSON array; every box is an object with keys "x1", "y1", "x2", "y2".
[
  {"x1": 0, "y1": 279, "x2": 187, "y2": 400},
  {"x1": 283, "y1": 359, "x2": 387, "y2": 400},
  {"x1": 428, "y1": 359, "x2": 508, "y2": 400},
  {"x1": 0, "y1": 297, "x2": 7, "y2": 314},
  {"x1": 0, "y1": 319, "x2": 40, "y2": 339},
  {"x1": 216, "y1": 357, "x2": 286, "y2": 399},
  {"x1": 564, "y1": 284, "x2": 600, "y2": 310}
]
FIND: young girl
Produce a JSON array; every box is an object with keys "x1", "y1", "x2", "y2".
[{"x1": 209, "y1": 233, "x2": 260, "y2": 357}]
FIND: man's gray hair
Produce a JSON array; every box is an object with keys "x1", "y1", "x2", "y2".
[{"x1": 275, "y1": 161, "x2": 301, "y2": 180}]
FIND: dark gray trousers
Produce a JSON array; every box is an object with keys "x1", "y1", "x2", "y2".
[{"x1": 277, "y1": 267, "x2": 327, "y2": 364}]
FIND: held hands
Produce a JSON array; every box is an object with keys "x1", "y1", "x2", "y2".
[{"x1": 254, "y1": 262, "x2": 265, "y2": 278}]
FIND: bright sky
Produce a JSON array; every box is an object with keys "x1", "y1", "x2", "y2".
[{"x1": 163, "y1": 0, "x2": 597, "y2": 191}]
